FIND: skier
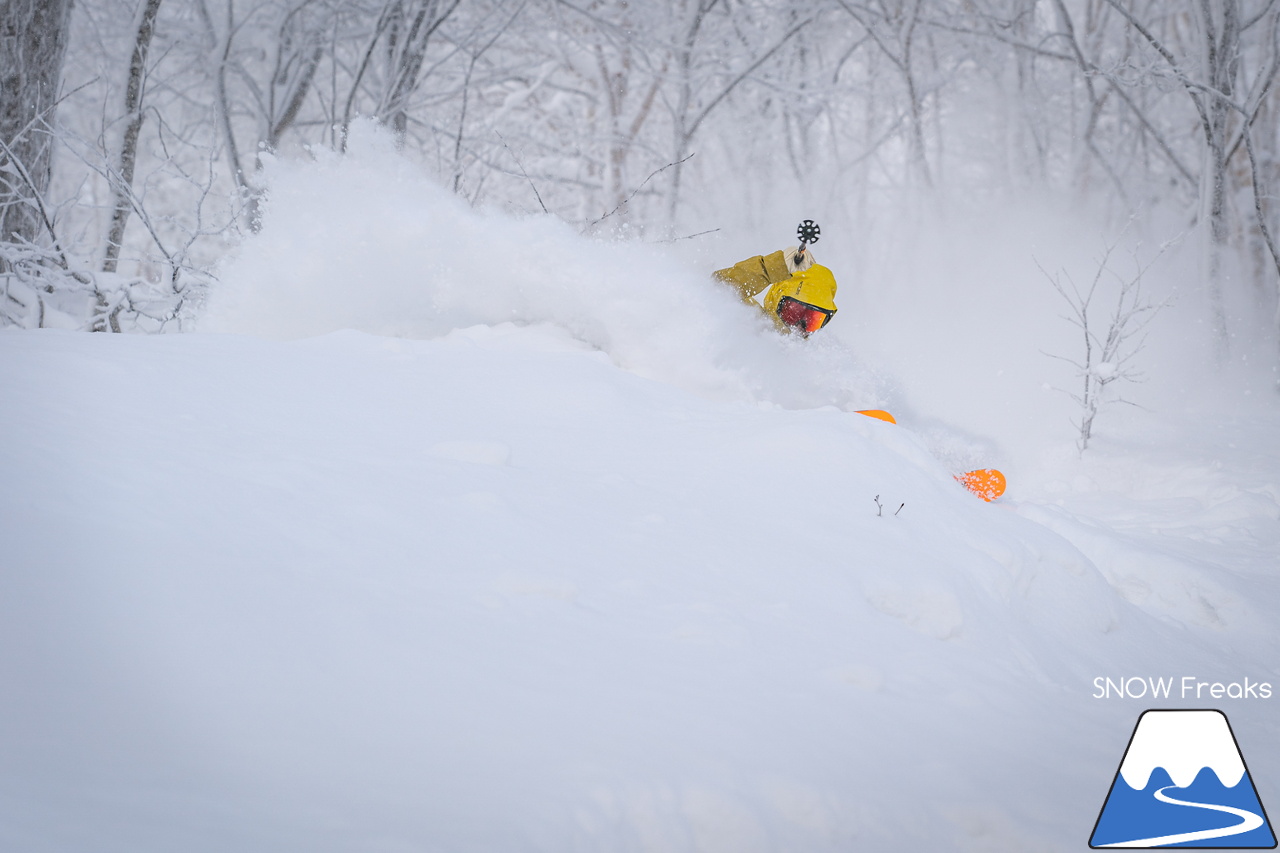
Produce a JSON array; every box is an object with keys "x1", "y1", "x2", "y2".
[
  {"x1": 713, "y1": 244, "x2": 837, "y2": 337},
  {"x1": 714, "y1": 231, "x2": 1005, "y2": 501}
]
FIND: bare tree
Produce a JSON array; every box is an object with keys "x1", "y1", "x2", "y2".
[
  {"x1": 662, "y1": 0, "x2": 814, "y2": 225},
  {"x1": 196, "y1": 0, "x2": 345, "y2": 228},
  {"x1": 531, "y1": 0, "x2": 666, "y2": 226},
  {"x1": 102, "y1": 0, "x2": 164, "y2": 275},
  {"x1": 589, "y1": 11, "x2": 664, "y2": 225},
  {"x1": 0, "y1": 0, "x2": 75, "y2": 260},
  {"x1": 1098, "y1": 0, "x2": 1280, "y2": 357},
  {"x1": 336, "y1": 0, "x2": 462, "y2": 147},
  {"x1": 1040, "y1": 234, "x2": 1171, "y2": 452},
  {"x1": 379, "y1": 0, "x2": 463, "y2": 140},
  {"x1": 835, "y1": 0, "x2": 933, "y2": 188}
]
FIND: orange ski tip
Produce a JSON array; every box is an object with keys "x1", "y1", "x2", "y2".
[
  {"x1": 956, "y1": 468, "x2": 1007, "y2": 502},
  {"x1": 856, "y1": 409, "x2": 897, "y2": 424}
]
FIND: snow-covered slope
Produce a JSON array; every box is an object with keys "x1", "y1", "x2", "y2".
[
  {"x1": 3, "y1": 324, "x2": 1278, "y2": 852},
  {"x1": 3, "y1": 132, "x2": 1279, "y2": 851}
]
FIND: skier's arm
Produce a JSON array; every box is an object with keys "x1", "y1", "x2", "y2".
[{"x1": 713, "y1": 250, "x2": 792, "y2": 302}]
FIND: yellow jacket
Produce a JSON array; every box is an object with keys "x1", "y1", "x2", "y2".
[{"x1": 713, "y1": 250, "x2": 838, "y2": 333}]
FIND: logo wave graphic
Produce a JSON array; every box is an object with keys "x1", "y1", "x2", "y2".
[{"x1": 1090, "y1": 710, "x2": 1276, "y2": 849}]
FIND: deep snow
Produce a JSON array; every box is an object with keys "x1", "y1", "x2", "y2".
[{"x1": 3, "y1": 130, "x2": 1279, "y2": 851}]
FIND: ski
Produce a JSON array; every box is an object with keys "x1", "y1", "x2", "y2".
[
  {"x1": 854, "y1": 409, "x2": 1007, "y2": 501},
  {"x1": 954, "y1": 468, "x2": 1007, "y2": 502}
]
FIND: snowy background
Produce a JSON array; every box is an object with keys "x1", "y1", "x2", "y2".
[{"x1": 3, "y1": 1, "x2": 1280, "y2": 850}]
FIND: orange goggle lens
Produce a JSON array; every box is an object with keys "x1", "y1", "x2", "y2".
[{"x1": 777, "y1": 297, "x2": 833, "y2": 334}]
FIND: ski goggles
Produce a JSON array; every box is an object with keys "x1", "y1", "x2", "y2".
[{"x1": 777, "y1": 296, "x2": 834, "y2": 334}]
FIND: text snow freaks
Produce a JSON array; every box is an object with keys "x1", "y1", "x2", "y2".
[{"x1": 1093, "y1": 676, "x2": 1273, "y2": 700}]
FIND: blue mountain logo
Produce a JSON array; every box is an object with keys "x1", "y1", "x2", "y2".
[{"x1": 1091, "y1": 709, "x2": 1276, "y2": 848}]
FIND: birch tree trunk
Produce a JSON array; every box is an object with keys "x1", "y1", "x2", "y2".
[{"x1": 102, "y1": 0, "x2": 163, "y2": 274}]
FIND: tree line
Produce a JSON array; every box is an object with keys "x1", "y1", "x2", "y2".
[{"x1": 2, "y1": 0, "x2": 1278, "y2": 359}]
